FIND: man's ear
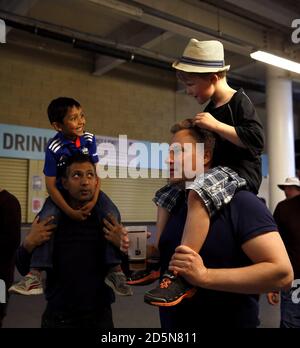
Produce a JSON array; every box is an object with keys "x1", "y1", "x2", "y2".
[
  {"x1": 61, "y1": 177, "x2": 68, "y2": 190},
  {"x1": 204, "y1": 149, "x2": 212, "y2": 166},
  {"x1": 52, "y1": 122, "x2": 62, "y2": 132}
]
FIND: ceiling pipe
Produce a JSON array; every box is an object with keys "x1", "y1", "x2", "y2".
[
  {"x1": 3, "y1": 10, "x2": 300, "y2": 97},
  {"x1": 2, "y1": 16, "x2": 173, "y2": 71},
  {"x1": 0, "y1": 10, "x2": 174, "y2": 66}
]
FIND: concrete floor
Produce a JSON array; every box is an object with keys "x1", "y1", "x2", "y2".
[
  {"x1": 3, "y1": 277, "x2": 280, "y2": 328},
  {"x1": 3, "y1": 282, "x2": 161, "y2": 328},
  {"x1": 2, "y1": 225, "x2": 281, "y2": 328}
]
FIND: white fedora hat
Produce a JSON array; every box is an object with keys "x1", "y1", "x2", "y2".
[
  {"x1": 278, "y1": 177, "x2": 300, "y2": 190},
  {"x1": 172, "y1": 39, "x2": 230, "y2": 73}
]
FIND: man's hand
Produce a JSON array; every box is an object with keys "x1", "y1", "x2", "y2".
[
  {"x1": 23, "y1": 216, "x2": 56, "y2": 253},
  {"x1": 267, "y1": 291, "x2": 280, "y2": 305},
  {"x1": 103, "y1": 213, "x2": 129, "y2": 253},
  {"x1": 193, "y1": 112, "x2": 221, "y2": 132},
  {"x1": 169, "y1": 245, "x2": 209, "y2": 287}
]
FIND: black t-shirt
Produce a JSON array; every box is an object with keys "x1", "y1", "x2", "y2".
[
  {"x1": 45, "y1": 210, "x2": 114, "y2": 313},
  {"x1": 0, "y1": 190, "x2": 21, "y2": 288},
  {"x1": 159, "y1": 190, "x2": 277, "y2": 328},
  {"x1": 205, "y1": 89, "x2": 264, "y2": 193},
  {"x1": 274, "y1": 195, "x2": 300, "y2": 276},
  {"x1": 16, "y1": 192, "x2": 120, "y2": 316},
  {"x1": 0, "y1": 190, "x2": 21, "y2": 321}
]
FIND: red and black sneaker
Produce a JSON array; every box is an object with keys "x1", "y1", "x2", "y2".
[
  {"x1": 127, "y1": 262, "x2": 160, "y2": 286},
  {"x1": 127, "y1": 269, "x2": 160, "y2": 286},
  {"x1": 144, "y1": 272, "x2": 197, "y2": 306}
]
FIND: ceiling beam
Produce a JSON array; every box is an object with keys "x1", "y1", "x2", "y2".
[
  {"x1": 213, "y1": 0, "x2": 296, "y2": 29},
  {"x1": 88, "y1": 0, "x2": 267, "y2": 56},
  {"x1": 94, "y1": 20, "x2": 173, "y2": 76}
]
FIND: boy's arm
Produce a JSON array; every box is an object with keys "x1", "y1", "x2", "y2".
[
  {"x1": 45, "y1": 176, "x2": 89, "y2": 220},
  {"x1": 214, "y1": 120, "x2": 246, "y2": 148},
  {"x1": 45, "y1": 176, "x2": 74, "y2": 216},
  {"x1": 194, "y1": 112, "x2": 246, "y2": 148}
]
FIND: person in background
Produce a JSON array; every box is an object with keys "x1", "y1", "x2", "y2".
[
  {"x1": 0, "y1": 188, "x2": 21, "y2": 328},
  {"x1": 267, "y1": 177, "x2": 300, "y2": 328}
]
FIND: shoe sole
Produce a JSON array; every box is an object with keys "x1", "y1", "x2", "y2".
[
  {"x1": 144, "y1": 288, "x2": 197, "y2": 307},
  {"x1": 8, "y1": 287, "x2": 43, "y2": 296},
  {"x1": 104, "y1": 278, "x2": 133, "y2": 296},
  {"x1": 127, "y1": 271, "x2": 160, "y2": 286}
]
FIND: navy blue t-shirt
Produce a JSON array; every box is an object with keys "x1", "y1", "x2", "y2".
[
  {"x1": 159, "y1": 190, "x2": 278, "y2": 328},
  {"x1": 44, "y1": 131, "x2": 99, "y2": 187}
]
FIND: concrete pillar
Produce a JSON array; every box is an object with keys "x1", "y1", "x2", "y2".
[{"x1": 266, "y1": 66, "x2": 295, "y2": 212}]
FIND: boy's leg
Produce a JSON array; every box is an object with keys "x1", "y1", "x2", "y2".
[
  {"x1": 96, "y1": 191, "x2": 121, "y2": 224},
  {"x1": 181, "y1": 190, "x2": 210, "y2": 251},
  {"x1": 104, "y1": 242, "x2": 133, "y2": 296},
  {"x1": 30, "y1": 197, "x2": 61, "y2": 269},
  {"x1": 143, "y1": 192, "x2": 209, "y2": 301},
  {"x1": 95, "y1": 192, "x2": 132, "y2": 296},
  {"x1": 144, "y1": 190, "x2": 210, "y2": 306}
]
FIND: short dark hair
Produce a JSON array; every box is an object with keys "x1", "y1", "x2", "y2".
[
  {"x1": 61, "y1": 153, "x2": 95, "y2": 178},
  {"x1": 176, "y1": 70, "x2": 226, "y2": 82},
  {"x1": 47, "y1": 97, "x2": 81, "y2": 124},
  {"x1": 170, "y1": 118, "x2": 215, "y2": 153}
]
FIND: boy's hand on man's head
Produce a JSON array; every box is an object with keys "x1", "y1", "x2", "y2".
[
  {"x1": 23, "y1": 216, "x2": 56, "y2": 253},
  {"x1": 193, "y1": 112, "x2": 221, "y2": 132}
]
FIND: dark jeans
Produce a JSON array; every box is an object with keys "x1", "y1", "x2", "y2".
[
  {"x1": 0, "y1": 292, "x2": 9, "y2": 329},
  {"x1": 41, "y1": 306, "x2": 114, "y2": 328},
  {"x1": 280, "y1": 286, "x2": 300, "y2": 328},
  {"x1": 0, "y1": 303, "x2": 6, "y2": 328},
  {"x1": 30, "y1": 191, "x2": 122, "y2": 269}
]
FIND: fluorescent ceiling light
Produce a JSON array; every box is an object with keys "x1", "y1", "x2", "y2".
[
  {"x1": 0, "y1": 19, "x2": 5, "y2": 43},
  {"x1": 250, "y1": 50, "x2": 300, "y2": 74}
]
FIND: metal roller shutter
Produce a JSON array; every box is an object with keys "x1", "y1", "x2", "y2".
[
  {"x1": 0, "y1": 157, "x2": 28, "y2": 223},
  {"x1": 101, "y1": 168, "x2": 167, "y2": 222}
]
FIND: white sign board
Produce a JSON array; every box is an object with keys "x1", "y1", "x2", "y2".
[{"x1": 0, "y1": 19, "x2": 6, "y2": 43}]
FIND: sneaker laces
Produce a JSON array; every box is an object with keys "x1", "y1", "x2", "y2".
[{"x1": 159, "y1": 277, "x2": 172, "y2": 289}]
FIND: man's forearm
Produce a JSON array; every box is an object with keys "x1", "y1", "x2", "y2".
[{"x1": 202, "y1": 263, "x2": 293, "y2": 294}]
